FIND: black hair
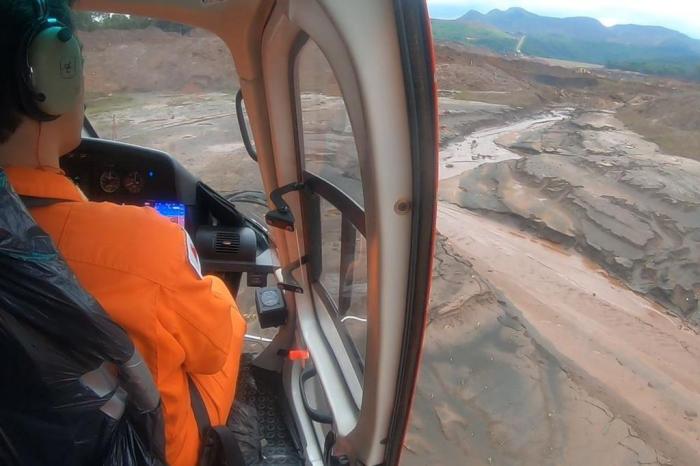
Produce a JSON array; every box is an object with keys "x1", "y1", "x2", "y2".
[{"x1": 0, "y1": 0, "x2": 75, "y2": 143}]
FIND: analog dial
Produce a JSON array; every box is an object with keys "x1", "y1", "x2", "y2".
[
  {"x1": 99, "y1": 169, "x2": 120, "y2": 193},
  {"x1": 123, "y1": 171, "x2": 144, "y2": 194}
]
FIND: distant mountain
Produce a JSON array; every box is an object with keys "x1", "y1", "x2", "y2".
[
  {"x1": 607, "y1": 24, "x2": 694, "y2": 48},
  {"x1": 459, "y1": 8, "x2": 700, "y2": 50},
  {"x1": 432, "y1": 7, "x2": 700, "y2": 81},
  {"x1": 460, "y1": 7, "x2": 609, "y2": 42}
]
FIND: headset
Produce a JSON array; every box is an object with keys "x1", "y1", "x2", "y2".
[{"x1": 16, "y1": 0, "x2": 83, "y2": 121}]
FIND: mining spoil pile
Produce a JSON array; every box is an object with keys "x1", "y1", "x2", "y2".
[{"x1": 455, "y1": 110, "x2": 700, "y2": 323}]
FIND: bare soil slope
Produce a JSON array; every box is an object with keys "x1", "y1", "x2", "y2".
[
  {"x1": 78, "y1": 30, "x2": 700, "y2": 160},
  {"x1": 80, "y1": 28, "x2": 238, "y2": 95}
]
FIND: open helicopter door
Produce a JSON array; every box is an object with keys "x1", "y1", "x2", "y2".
[{"x1": 253, "y1": 0, "x2": 437, "y2": 464}]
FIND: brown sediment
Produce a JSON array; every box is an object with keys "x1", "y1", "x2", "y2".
[
  {"x1": 425, "y1": 98, "x2": 700, "y2": 465},
  {"x1": 430, "y1": 205, "x2": 700, "y2": 466},
  {"x1": 405, "y1": 234, "x2": 682, "y2": 466},
  {"x1": 454, "y1": 110, "x2": 700, "y2": 324}
]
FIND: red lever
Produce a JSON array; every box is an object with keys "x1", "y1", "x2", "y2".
[{"x1": 288, "y1": 349, "x2": 309, "y2": 361}]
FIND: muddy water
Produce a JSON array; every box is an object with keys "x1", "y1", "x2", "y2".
[{"x1": 439, "y1": 109, "x2": 572, "y2": 179}]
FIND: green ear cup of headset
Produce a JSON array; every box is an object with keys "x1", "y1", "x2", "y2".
[{"x1": 26, "y1": 23, "x2": 83, "y2": 118}]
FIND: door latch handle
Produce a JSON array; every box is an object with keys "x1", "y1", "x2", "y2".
[
  {"x1": 265, "y1": 182, "x2": 305, "y2": 231},
  {"x1": 299, "y1": 367, "x2": 333, "y2": 424}
]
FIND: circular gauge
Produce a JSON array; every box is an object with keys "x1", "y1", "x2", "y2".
[
  {"x1": 123, "y1": 171, "x2": 144, "y2": 194},
  {"x1": 99, "y1": 169, "x2": 120, "y2": 193}
]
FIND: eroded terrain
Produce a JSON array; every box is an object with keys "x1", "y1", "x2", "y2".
[
  {"x1": 453, "y1": 110, "x2": 700, "y2": 323},
  {"x1": 419, "y1": 101, "x2": 700, "y2": 465},
  {"x1": 404, "y1": 235, "x2": 678, "y2": 466}
]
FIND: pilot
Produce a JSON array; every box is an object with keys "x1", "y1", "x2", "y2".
[{"x1": 0, "y1": 1, "x2": 246, "y2": 465}]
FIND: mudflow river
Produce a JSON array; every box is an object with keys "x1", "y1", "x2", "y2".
[
  {"x1": 404, "y1": 111, "x2": 700, "y2": 466},
  {"x1": 439, "y1": 109, "x2": 572, "y2": 179}
]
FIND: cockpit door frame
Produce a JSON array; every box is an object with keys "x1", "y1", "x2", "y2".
[{"x1": 259, "y1": 0, "x2": 437, "y2": 464}]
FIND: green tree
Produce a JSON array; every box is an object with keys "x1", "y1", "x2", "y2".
[{"x1": 72, "y1": 12, "x2": 191, "y2": 35}]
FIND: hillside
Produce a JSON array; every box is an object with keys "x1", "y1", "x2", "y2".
[
  {"x1": 430, "y1": 19, "x2": 518, "y2": 54},
  {"x1": 431, "y1": 7, "x2": 700, "y2": 81}
]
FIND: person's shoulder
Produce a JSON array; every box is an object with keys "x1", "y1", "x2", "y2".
[{"x1": 61, "y1": 202, "x2": 199, "y2": 284}]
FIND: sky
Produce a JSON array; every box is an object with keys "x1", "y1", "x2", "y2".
[{"x1": 427, "y1": 0, "x2": 700, "y2": 39}]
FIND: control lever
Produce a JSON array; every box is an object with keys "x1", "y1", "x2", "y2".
[
  {"x1": 274, "y1": 255, "x2": 308, "y2": 294},
  {"x1": 265, "y1": 182, "x2": 305, "y2": 232},
  {"x1": 323, "y1": 431, "x2": 349, "y2": 465}
]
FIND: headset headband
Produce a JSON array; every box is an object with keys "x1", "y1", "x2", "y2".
[{"x1": 34, "y1": 0, "x2": 48, "y2": 22}]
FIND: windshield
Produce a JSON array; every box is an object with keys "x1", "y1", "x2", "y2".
[
  {"x1": 405, "y1": 2, "x2": 700, "y2": 466},
  {"x1": 77, "y1": 16, "x2": 264, "y2": 200},
  {"x1": 76, "y1": 13, "x2": 269, "y2": 338}
]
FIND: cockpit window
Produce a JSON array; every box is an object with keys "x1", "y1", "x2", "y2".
[
  {"x1": 297, "y1": 41, "x2": 364, "y2": 207},
  {"x1": 77, "y1": 14, "x2": 264, "y2": 196},
  {"x1": 295, "y1": 39, "x2": 368, "y2": 387}
]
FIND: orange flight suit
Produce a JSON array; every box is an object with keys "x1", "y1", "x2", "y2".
[{"x1": 6, "y1": 166, "x2": 246, "y2": 466}]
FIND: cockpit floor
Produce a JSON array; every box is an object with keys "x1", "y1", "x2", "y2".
[{"x1": 228, "y1": 354, "x2": 303, "y2": 465}]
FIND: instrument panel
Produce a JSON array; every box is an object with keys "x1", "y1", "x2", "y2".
[
  {"x1": 60, "y1": 137, "x2": 274, "y2": 282},
  {"x1": 97, "y1": 168, "x2": 147, "y2": 194},
  {"x1": 61, "y1": 141, "x2": 180, "y2": 204}
]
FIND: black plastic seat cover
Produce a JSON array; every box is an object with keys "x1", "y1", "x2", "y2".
[{"x1": 0, "y1": 169, "x2": 166, "y2": 466}]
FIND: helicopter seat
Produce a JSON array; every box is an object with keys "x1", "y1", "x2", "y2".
[
  {"x1": 1, "y1": 166, "x2": 248, "y2": 466},
  {"x1": 0, "y1": 168, "x2": 166, "y2": 465}
]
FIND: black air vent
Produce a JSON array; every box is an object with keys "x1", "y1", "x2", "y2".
[
  {"x1": 194, "y1": 226, "x2": 257, "y2": 265},
  {"x1": 215, "y1": 231, "x2": 240, "y2": 254}
]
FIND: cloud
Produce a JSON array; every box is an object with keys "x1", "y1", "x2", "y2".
[{"x1": 427, "y1": 0, "x2": 700, "y2": 38}]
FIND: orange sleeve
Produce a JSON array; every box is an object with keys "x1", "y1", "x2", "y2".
[{"x1": 155, "y1": 262, "x2": 239, "y2": 376}]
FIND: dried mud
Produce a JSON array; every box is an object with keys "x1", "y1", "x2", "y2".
[{"x1": 454, "y1": 111, "x2": 700, "y2": 323}]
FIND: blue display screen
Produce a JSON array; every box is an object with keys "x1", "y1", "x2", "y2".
[{"x1": 145, "y1": 201, "x2": 186, "y2": 227}]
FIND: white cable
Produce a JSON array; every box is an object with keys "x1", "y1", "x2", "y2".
[
  {"x1": 341, "y1": 315, "x2": 367, "y2": 323},
  {"x1": 244, "y1": 334, "x2": 273, "y2": 343}
]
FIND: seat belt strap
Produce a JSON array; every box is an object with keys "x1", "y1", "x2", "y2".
[
  {"x1": 19, "y1": 196, "x2": 68, "y2": 209},
  {"x1": 204, "y1": 427, "x2": 246, "y2": 466},
  {"x1": 189, "y1": 377, "x2": 245, "y2": 466},
  {"x1": 188, "y1": 376, "x2": 211, "y2": 438}
]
